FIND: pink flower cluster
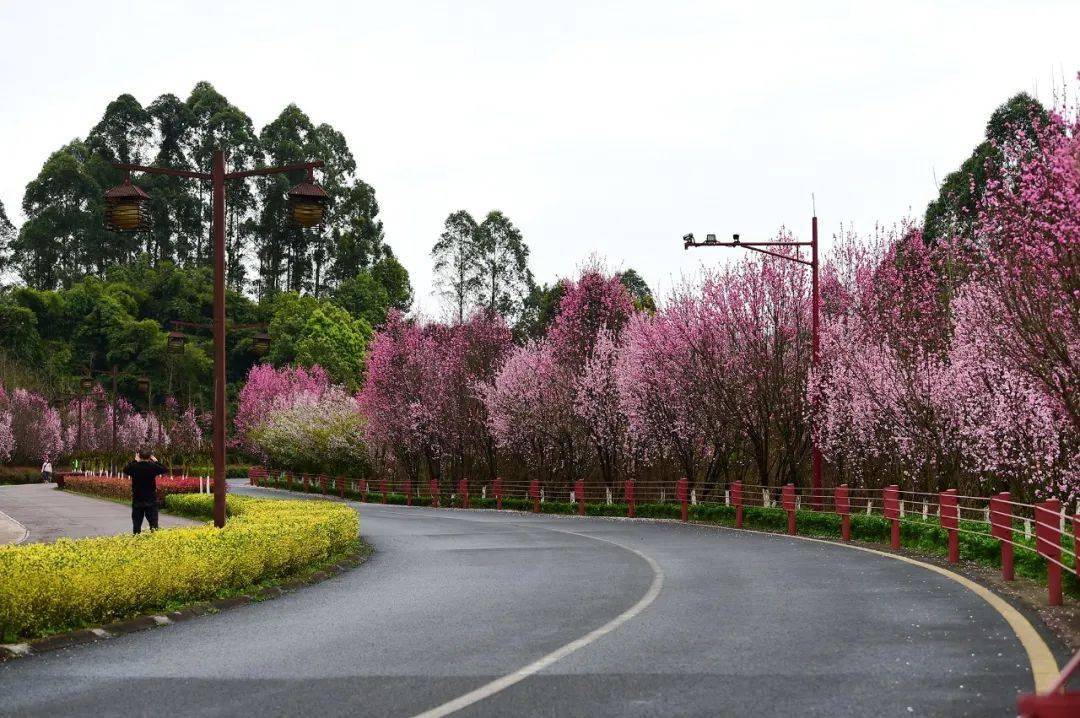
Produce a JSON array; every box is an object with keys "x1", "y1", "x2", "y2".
[
  {"x1": 811, "y1": 105, "x2": 1078, "y2": 501},
  {"x1": 358, "y1": 310, "x2": 513, "y2": 483}
]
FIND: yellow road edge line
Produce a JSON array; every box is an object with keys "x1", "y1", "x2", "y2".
[{"x1": 704, "y1": 522, "x2": 1060, "y2": 692}]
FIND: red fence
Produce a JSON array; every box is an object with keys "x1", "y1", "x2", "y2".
[{"x1": 250, "y1": 469, "x2": 1079, "y2": 608}]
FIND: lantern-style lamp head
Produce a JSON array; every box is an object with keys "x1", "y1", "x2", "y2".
[
  {"x1": 137, "y1": 376, "x2": 151, "y2": 394},
  {"x1": 252, "y1": 332, "x2": 271, "y2": 356},
  {"x1": 80, "y1": 376, "x2": 94, "y2": 392},
  {"x1": 104, "y1": 175, "x2": 151, "y2": 232},
  {"x1": 287, "y1": 169, "x2": 329, "y2": 228},
  {"x1": 167, "y1": 331, "x2": 187, "y2": 354}
]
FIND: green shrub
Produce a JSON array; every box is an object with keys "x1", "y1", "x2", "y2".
[{"x1": 0, "y1": 495, "x2": 358, "y2": 640}]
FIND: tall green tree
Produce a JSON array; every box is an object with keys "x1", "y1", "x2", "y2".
[
  {"x1": 432, "y1": 210, "x2": 481, "y2": 323},
  {"x1": 476, "y1": 211, "x2": 532, "y2": 320},
  {"x1": 618, "y1": 269, "x2": 655, "y2": 313},
  {"x1": 256, "y1": 104, "x2": 323, "y2": 296},
  {"x1": 327, "y1": 179, "x2": 386, "y2": 287},
  {"x1": 144, "y1": 93, "x2": 200, "y2": 266},
  {"x1": 13, "y1": 141, "x2": 103, "y2": 289},
  {"x1": 185, "y1": 82, "x2": 261, "y2": 286},
  {"x1": 0, "y1": 199, "x2": 14, "y2": 272},
  {"x1": 924, "y1": 92, "x2": 1049, "y2": 243}
]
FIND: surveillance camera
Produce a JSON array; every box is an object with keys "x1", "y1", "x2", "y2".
[
  {"x1": 732, "y1": 233, "x2": 740, "y2": 243},
  {"x1": 683, "y1": 233, "x2": 694, "y2": 243},
  {"x1": 705, "y1": 233, "x2": 717, "y2": 244}
]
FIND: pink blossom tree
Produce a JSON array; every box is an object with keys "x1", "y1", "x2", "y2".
[
  {"x1": 234, "y1": 363, "x2": 330, "y2": 451},
  {"x1": 0, "y1": 389, "x2": 13, "y2": 463},
  {"x1": 8, "y1": 389, "x2": 63, "y2": 463}
]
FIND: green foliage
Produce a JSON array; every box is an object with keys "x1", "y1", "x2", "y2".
[
  {"x1": 924, "y1": 92, "x2": 1049, "y2": 243},
  {"x1": 0, "y1": 199, "x2": 14, "y2": 268},
  {"x1": 9, "y1": 81, "x2": 409, "y2": 304},
  {"x1": 432, "y1": 210, "x2": 482, "y2": 323},
  {"x1": 515, "y1": 280, "x2": 566, "y2": 341},
  {"x1": 330, "y1": 255, "x2": 412, "y2": 329},
  {"x1": 267, "y1": 293, "x2": 372, "y2": 387},
  {"x1": 618, "y1": 269, "x2": 656, "y2": 313},
  {"x1": 294, "y1": 307, "x2": 371, "y2": 387}
]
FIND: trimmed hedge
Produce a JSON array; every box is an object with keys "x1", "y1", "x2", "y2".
[
  {"x1": 63, "y1": 474, "x2": 209, "y2": 503},
  {"x1": 0, "y1": 494, "x2": 358, "y2": 641}
]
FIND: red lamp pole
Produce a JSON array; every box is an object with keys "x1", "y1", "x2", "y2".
[
  {"x1": 684, "y1": 216, "x2": 824, "y2": 509},
  {"x1": 114, "y1": 154, "x2": 325, "y2": 528}
]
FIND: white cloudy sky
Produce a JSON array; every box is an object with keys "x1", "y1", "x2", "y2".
[{"x1": 1, "y1": 0, "x2": 1078, "y2": 314}]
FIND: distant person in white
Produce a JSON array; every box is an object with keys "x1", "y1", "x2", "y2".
[{"x1": 41, "y1": 459, "x2": 53, "y2": 483}]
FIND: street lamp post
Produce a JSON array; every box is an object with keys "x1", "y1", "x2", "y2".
[
  {"x1": 683, "y1": 216, "x2": 824, "y2": 509},
  {"x1": 106, "y1": 152, "x2": 326, "y2": 528}
]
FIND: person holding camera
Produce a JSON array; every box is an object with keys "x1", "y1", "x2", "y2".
[{"x1": 123, "y1": 448, "x2": 168, "y2": 534}]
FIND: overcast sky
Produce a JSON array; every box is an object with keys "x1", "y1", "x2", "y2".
[{"x1": 2, "y1": 0, "x2": 1078, "y2": 314}]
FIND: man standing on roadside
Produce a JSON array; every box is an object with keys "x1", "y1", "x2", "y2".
[{"x1": 123, "y1": 448, "x2": 168, "y2": 534}]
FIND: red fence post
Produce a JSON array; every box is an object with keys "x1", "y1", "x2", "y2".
[
  {"x1": 574, "y1": 479, "x2": 585, "y2": 516},
  {"x1": 286, "y1": 471, "x2": 293, "y2": 490},
  {"x1": 676, "y1": 478, "x2": 689, "y2": 523},
  {"x1": 1036, "y1": 499, "x2": 1063, "y2": 606},
  {"x1": 529, "y1": 479, "x2": 540, "y2": 513},
  {"x1": 320, "y1": 474, "x2": 327, "y2": 495},
  {"x1": 782, "y1": 483, "x2": 796, "y2": 535},
  {"x1": 940, "y1": 489, "x2": 959, "y2": 564},
  {"x1": 835, "y1": 484, "x2": 851, "y2": 541},
  {"x1": 429, "y1": 478, "x2": 440, "y2": 508},
  {"x1": 303, "y1": 473, "x2": 310, "y2": 492},
  {"x1": 884, "y1": 484, "x2": 900, "y2": 549},
  {"x1": 359, "y1": 478, "x2": 367, "y2": 500},
  {"x1": 625, "y1": 480, "x2": 636, "y2": 518},
  {"x1": 338, "y1": 475, "x2": 345, "y2": 498},
  {"x1": 732, "y1": 481, "x2": 743, "y2": 529},
  {"x1": 494, "y1": 477, "x2": 503, "y2": 510},
  {"x1": 458, "y1": 479, "x2": 469, "y2": 509},
  {"x1": 404, "y1": 479, "x2": 413, "y2": 506},
  {"x1": 990, "y1": 492, "x2": 1014, "y2": 581},
  {"x1": 380, "y1": 478, "x2": 388, "y2": 504}
]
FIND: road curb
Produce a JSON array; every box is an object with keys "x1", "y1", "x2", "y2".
[{"x1": 0, "y1": 544, "x2": 371, "y2": 663}]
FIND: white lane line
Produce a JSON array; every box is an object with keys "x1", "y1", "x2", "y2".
[{"x1": 409, "y1": 528, "x2": 665, "y2": 718}]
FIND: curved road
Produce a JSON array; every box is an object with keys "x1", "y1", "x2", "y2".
[{"x1": 0, "y1": 485, "x2": 1053, "y2": 717}]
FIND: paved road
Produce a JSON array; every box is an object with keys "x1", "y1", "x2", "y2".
[
  {"x1": 0, "y1": 484, "x2": 1054, "y2": 717},
  {"x1": 0, "y1": 483, "x2": 197, "y2": 543}
]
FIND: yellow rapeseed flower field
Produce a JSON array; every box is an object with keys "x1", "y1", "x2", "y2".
[{"x1": 0, "y1": 495, "x2": 358, "y2": 640}]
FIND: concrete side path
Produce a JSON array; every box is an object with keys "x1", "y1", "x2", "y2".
[
  {"x1": 0, "y1": 481, "x2": 1062, "y2": 717},
  {"x1": 0, "y1": 508, "x2": 27, "y2": 544},
  {"x1": 0, "y1": 483, "x2": 198, "y2": 543}
]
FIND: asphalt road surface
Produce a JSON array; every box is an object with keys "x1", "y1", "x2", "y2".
[{"x1": 0, "y1": 484, "x2": 1052, "y2": 717}]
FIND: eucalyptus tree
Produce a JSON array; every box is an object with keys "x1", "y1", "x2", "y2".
[
  {"x1": 476, "y1": 210, "x2": 532, "y2": 321},
  {"x1": 0, "y1": 199, "x2": 14, "y2": 272},
  {"x1": 432, "y1": 210, "x2": 481, "y2": 323},
  {"x1": 185, "y1": 82, "x2": 261, "y2": 287},
  {"x1": 144, "y1": 93, "x2": 200, "y2": 265},
  {"x1": 326, "y1": 179, "x2": 386, "y2": 288},
  {"x1": 13, "y1": 141, "x2": 103, "y2": 288}
]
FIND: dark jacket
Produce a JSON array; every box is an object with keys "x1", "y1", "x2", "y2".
[{"x1": 123, "y1": 460, "x2": 167, "y2": 505}]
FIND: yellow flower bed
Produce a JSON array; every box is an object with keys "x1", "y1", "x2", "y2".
[{"x1": 0, "y1": 495, "x2": 358, "y2": 640}]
